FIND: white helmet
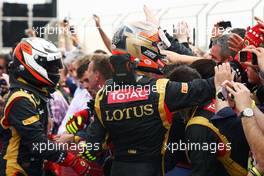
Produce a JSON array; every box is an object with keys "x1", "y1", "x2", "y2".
[{"x1": 12, "y1": 37, "x2": 63, "y2": 92}]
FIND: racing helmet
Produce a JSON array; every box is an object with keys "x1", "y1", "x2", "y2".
[
  {"x1": 112, "y1": 21, "x2": 171, "y2": 74},
  {"x1": 12, "y1": 37, "x2": 63, "y2": 92}
]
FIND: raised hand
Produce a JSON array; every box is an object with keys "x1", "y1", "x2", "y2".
[
  {"x1": 174, "y1": 21, "x2": 190, "y2": 43},
  {"x1": 143, "y1": 5, "x2": 159, "y2": 27},
  {"x1": 93, "y1": 14, "x2": 101, "y2": 28},
  {"x1": 214, "y1": 62, "x2": 233, "y2": 91},
  {"x1": 66, "y1": 109, "x2": 90, "y2": 134},
  {"x1": 228, "y1": 33, "x2": 244, "y2": 53}
]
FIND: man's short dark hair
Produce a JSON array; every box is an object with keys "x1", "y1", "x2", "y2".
[
  {"x1": 91, "y1": 54, "x2": 112, "y2": 80},
  {"x1": 190, "y1": 59, "x2": 216, "y2": 79},
  {"x1": 168, "y1": 65, "x2": 201, "y2": 82},
  {"x1": 163, "y1": 64, "x2": 182, "y2": 77},
  {"x1": 77, "y1": 60, "x2": 90, "y2": 79},
  {"x1": 212, "y1": 34, "x2": 236, "y2": 60},
  {"x1": 93, "y1": 49, "x2": 108, "y2": 54}
]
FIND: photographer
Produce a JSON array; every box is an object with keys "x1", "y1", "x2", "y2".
[
  {"x1": 59, "y1": 18, "x2": 81, "y2": 52},
  {"x1": 209, "y1": 21, "x2": 232, "y2": 49},
  {"x1": 242, "y1": 46, "x2": 264, "y2": 86},
  {"x1": 182, "y1": 63, "x2": 249, "y2": 176},
  {"x1": 210, "y1": 34, "x2": 237, "y2": 64},
  {"x1": 238, "y1": 46, "x2": 264, "y2": 106},
  {"x1": 223, "y1": 81, "x2": 264, "y2": 176}
]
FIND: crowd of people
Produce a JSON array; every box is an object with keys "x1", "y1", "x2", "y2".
[{"x1": 0, "y1": 5, "x2": 264, "y2": 176}]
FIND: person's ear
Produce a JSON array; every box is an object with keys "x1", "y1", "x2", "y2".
[{"x1": 95, "y1": 71, "x2": 100, "y2": 81}]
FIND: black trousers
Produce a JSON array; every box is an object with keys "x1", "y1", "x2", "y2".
[{"x1": 111, "y1": 161, "x2": 162, "y2": 176}]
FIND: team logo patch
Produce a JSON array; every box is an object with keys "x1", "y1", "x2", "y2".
[
  {"x1": 107, "y1": 88, "x2": 149, "y2": 104},
  {"x1": 143, "y1": 49, "x2": 157, "y2": 59},
  {"x1": 203, "y1": 99, "x2": 216, "y2": 113},
  {"x1": 181, "y1": 83, "x2": 188, "y2": 94},
  {"x1": 143, "y1": 59, "x2": 152, "y2": 65},
  {"x1": 22, "y1": 115, "x2": 40, "y2": 125},
  {"x1": 128, "y1": 149, "x2": 137, "y2": 154}
]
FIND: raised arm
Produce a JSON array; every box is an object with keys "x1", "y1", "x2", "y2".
[{"x1": 93, "y1": 14, "x2": 112, "y2": 53}]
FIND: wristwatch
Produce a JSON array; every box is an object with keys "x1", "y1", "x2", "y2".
[{"x1": 240, "y1": 108, "x2": 254, "y2": 118}]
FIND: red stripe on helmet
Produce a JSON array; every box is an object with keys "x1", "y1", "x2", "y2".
[
  {"x1": 15, "y1": 44, "x2": 52, "y2": 86},
  {"x1": 21, "y1": 42, "x2": 32, "y2": 55},
  {"x1": 111, "y1": 50, "x2": 126, "y2": 55},
  {"x1": 14, "y1": 43, "x2": 23, "y2": 62},
  {"x1": 111, "y1": 49, "x2": 136, "y2": 62},
  {"x1": 22, "y1": 61, "x2": 52, "y2": 86}
]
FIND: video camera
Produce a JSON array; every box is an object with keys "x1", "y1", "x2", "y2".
[{"x1": 238, "y1": 51, "x2": 258, "y2": 65}]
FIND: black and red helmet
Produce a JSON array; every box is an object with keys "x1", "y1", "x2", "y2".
[
  {"x1": 112, "y1": 21, "x2": 171, "y2": 75},
  {"x1": 12, "y1": 37, "x2": 63, "y2": 92}
]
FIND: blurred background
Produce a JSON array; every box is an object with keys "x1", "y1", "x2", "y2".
[{"x1": 0, "y1": 0, "x2": 264, "y2": 53}]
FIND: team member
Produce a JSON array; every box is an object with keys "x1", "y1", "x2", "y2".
[
  {"x1": 66, "y1": 22, "x2": 232, "y2": 176},
  {"x1": 0, "y1": 38, "x2": 102, "y2": 176}
]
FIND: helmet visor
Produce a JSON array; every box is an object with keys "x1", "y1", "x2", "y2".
[
  {"x1": 126, "y1": 21, "x2": 160, "y2": 42},
  {"x1": 46, "y1": 58, "x2": 63, "y2": 74},
  {"x1": 47, "y1": 59, "x2": 63, "y2": 86}
]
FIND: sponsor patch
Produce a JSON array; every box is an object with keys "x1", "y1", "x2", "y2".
[
  {"x1": 203, "y1": 99, "x2": 216, "y2": 113},
  {"x1": 181, "y1": 83, "x2": 188, "y2": 94},
  {"x1": 22, "y1": 115, "x2": 39, "y2": 125},
  {"x1": 107, "y1": 88, "x2": 149, "y2": 104},
  {"x1": 128, "y1": 149, "x2": 137, "y2": 154},
  {"x1": 143, "y1": 49, "x2": 157, "y2": 59}
]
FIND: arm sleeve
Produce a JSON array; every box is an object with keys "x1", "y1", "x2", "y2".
[
  {"x1": 165, "y1": 31, "x2": 193, "y2": 56},
  {"x1": 213, "y1": 107, "x2": 237, "y2": 119},
  {"x1": 165, "y1": 78, "x2": 215, "y2": 112},
  {"x1": 85, "y1": 114, "x2": 107, "y2": 153},
  {"x1": 8, "y1": 98, "x2": 66, "y2": 162},
  {"x1": 76, "y1": 129, "x2": 88, "y2": 139}
]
